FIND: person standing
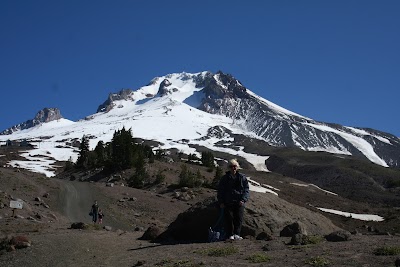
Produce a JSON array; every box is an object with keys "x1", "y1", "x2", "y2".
[
  {"x1": 90, "y1": 200, "x2": 99, "y2": 223},
  {"x1": 98, "y1": 208, "x2": 104, "y2": 224},
  {"x1": 217, "y1": 159, "x2": 249, "y2": 240}
]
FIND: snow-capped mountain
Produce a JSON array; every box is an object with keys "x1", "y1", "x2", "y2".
[
  {"x1": 1, "y1": 108, "x2": 63, "y2": 135},
  {"x1": 1, "y1": 71, "x2": 399, "y2": 177}
]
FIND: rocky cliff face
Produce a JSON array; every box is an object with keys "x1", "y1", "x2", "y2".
[
  {"x1": 96, "y1": 89, "x2": 134, "y2": 113},
  {"x1": 0, "y1": 108, "x2": 63, "y2": 135},
  {"x1": 195, "y1": 72, "x2": 400, "y2": 168}
]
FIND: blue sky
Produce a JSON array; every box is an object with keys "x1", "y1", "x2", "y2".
[{"x1": 1, "y1": 0, "x2": 399, "y2": 137}]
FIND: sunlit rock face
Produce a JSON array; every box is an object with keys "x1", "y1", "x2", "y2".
[{"x1": 0, "y1": 108, "x2": 63, "y2": 135}]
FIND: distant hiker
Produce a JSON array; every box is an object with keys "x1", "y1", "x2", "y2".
[
  {"x1": 98, "y1": 208, "x2": 104, "y2": 224},
  {"x1": 217, "y1": 159, "x2": 249, "y2": 240},
  {"x1": 90, "y1": 200, "x2": 99, "y2": 223}
]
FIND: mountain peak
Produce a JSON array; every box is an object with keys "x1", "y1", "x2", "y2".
[
  {"x1": 1, "y1": 70, "x2": 399, "y2": 175},
  {"x1": 0, "y1": 107, "x2": 63, "y2": 135},
  {"x1": 203, "y1": 71, "x2": 248, "y2": 99}
]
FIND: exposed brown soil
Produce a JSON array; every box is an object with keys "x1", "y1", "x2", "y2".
[{"x1": 1, "y1": 151, "x2": 400, "y2": 267}]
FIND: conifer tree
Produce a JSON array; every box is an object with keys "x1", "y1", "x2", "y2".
[
  {"x1": 195, "y1": 169, "x2": 203, "y2": 187},
  {"x1": 129, "y1": 154, "x2": 148, "y2": 188},
  {"x1": 178, "y1": 164, "x2": 189, "y2": 187},
  {"x1": 76, "y1": 135, "x2": 90, "y2": 168},
  {"x1": 212, "y1": 166, "x2": 223, "y2": 189},
  {"x1": 154, "y1": 170, "x2": 166, "y2": 184},
  {"x1": 201, "y1": 151, "x2": 215, "y2": 169},
  {"x1": 94, "y1": 140, "x2": 105, "y2": 167},
  {"x1": 64, "y1": 156, "x2": 74, "y2": 171},
  {"x1": 111, "y1": 127, "x2": 134, "y2": 170}
]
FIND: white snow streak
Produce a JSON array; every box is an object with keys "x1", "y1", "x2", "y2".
[
  {"x1": 304, "y1": 123, "x2": 388, "y2": 167},
  {"x1": 317, "y1": 207, "x2": 384, "y2": 222}
]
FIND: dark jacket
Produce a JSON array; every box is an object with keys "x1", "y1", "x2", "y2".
[
  {"x1": 91, "y1": 204, "x2": 99, "y2": 214},
  {"x1": 217, "y1": 171, "x2": 249, "y2": 205}
]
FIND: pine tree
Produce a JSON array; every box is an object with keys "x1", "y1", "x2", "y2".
[
  {"x1": 76, "y1": 135, "x2": 90, "y2": 168},
  {"x1": 111, "y1": 127, "x2": 134, "y2": 170},
  {"x1": 178, "y1": 164, "x2": 189, "y2": 187},
  {"x1": 154, "y1": 170, "x2": 166, "y2": 184},
  {"x1": 212, "y1": 166, "x2": 223, "y2": 189},
  {"x1": 195, "y1": 169, "x2": 203, "y2": 187},
  {"x1": 64, "y1": 156, "x2": 74, "y2": 171},
  {"x1": 94, "y1": 140, "x2": 105, "y2": 167},
  {"x1": 129, "y1": 154, "x2": 149, "y2": 188},
  {"x1": 201, "y1": 151, "x2": 215, "y2": 170}
]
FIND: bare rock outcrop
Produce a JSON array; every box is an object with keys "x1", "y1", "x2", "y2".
[{"x1": 158, "y1": 191, "x2": 340, "y2": 243}]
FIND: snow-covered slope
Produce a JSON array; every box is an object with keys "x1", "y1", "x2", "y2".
[{"x1": 1, "y1": 71, "x2": 399, "y2": 177}]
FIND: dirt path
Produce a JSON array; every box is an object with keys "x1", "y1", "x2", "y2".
[
  {"x1": 55, "y1": 180, "x2": 133, "y2": 231},
  {"x1": 58, "y1": 181, "x2": 96, "y2": 223}
]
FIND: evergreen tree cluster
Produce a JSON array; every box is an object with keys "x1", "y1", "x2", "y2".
[
  {"x1": 178, "y1": 164, "x2": 204, "y2": 188},
  {"x1": 201, "y1": 151, "x2": 215, "y2": 170},
  {"x1": 74, "y1": 128, "x2": 224, "y2": 190},
  {"x1": 75, "y1": 127, "x2": 154, "y2": 175}
]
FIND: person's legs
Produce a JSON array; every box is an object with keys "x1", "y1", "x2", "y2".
[
  {"x1": 223, "y1": 205, "x2": 234, "y2": 238},
  {"x1": 232, "y1": 204, "x2": 244, "y2": 236}
]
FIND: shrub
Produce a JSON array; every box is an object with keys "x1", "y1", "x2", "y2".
[
  {"x1": 155, "y1": 259, "x2": 203, "y2": 267},
  {"x1": 303, "y1": 235, "x2": 324, "y2": 245},
  {"x1": 246, "y1": 253, "x2": 271, "y2": 263},
  {"x1": 154, "y1": 170, "x2": 166, "y2": 184},
  {"x1": 200, "y1": 246, "x2": 239, "y2": 257},
  {"x1": 178, "y1": 165, "x2": 202, "y2": 188},
  {"x1": 386, "y1": 179, "x2": 400, "y2": 188},
  {"x1": 374, "y1": 246, "x2": 400, "y2": 256},
  {"x1": 305, "y1": 256, "x2": 330, "y2": 266}
]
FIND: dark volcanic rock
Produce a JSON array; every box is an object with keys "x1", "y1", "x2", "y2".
[{"x1": 159, "y1": 192, "x2": 340, "y2": 243}]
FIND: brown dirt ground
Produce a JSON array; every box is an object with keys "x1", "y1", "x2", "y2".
[{"x1": 1, "y1": 153, "x2": 400, "y2": 267}]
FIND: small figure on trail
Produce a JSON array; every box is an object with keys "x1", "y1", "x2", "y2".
[
  {"x1": 217, "y1": 159, "x2": 249, "y2": 240},
  {"x1": 90, "y1": 200, "x2": 99, "y2": 223},
  {"x1": 98, "y1": 208, "x2": 104, "y2": 224}
]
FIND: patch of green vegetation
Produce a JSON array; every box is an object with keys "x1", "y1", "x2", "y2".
[
  {"x1": 288, "y1": 245, "x2": 311, "y2": 250},
  {"x1": 198, "y1": 245, "x2": 239, "y2": 257},
  {"x1": 373, "y1": 246, "x2": 400, "y2": 256},
  {"x1": 245, "y1": 253, "x2": 271, "y2": 263},
  {"x1": 303, "y1": 235, "x2": 324, "y2": 245},
  {"x1": 22, "y1": 184, "x2": 36, "y2": 192},
  {"x1": 305, "y1": 256, "x2": 330, "y2": 266},
  {"x1": 155, "y1": 259, "x2": 204, "y2": 267},
  {"x1": 386, "y1": 179, "x2": 400, "y2": 188},
  {"x1": 154, "y1": 170, "x2": 166, "y2": 184}
]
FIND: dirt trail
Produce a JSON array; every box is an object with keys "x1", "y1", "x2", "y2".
[
  {"x1": 58, "y1": 181, "x2": 96, "y2": 223},
  {"x1": 56, "y1": 180, "x2": 133, "y2": 231}
]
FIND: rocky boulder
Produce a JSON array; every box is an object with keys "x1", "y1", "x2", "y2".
[
  {"x1": 325, "y1": 230, "x2": 352, "y2": 242},
  {"x1": 70, "y1": 222, "x2": 86, "y2": 229},
  {"x1": 0, "y1": 235, "x2": 31, "y2": 252},
  {"x1": 158, "y1": 191, "x2": 340, "y2": 243}
]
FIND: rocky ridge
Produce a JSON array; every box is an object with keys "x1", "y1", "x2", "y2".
[{"x1": 0, "y1": 108, "x2": 63, "y2": 135}]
